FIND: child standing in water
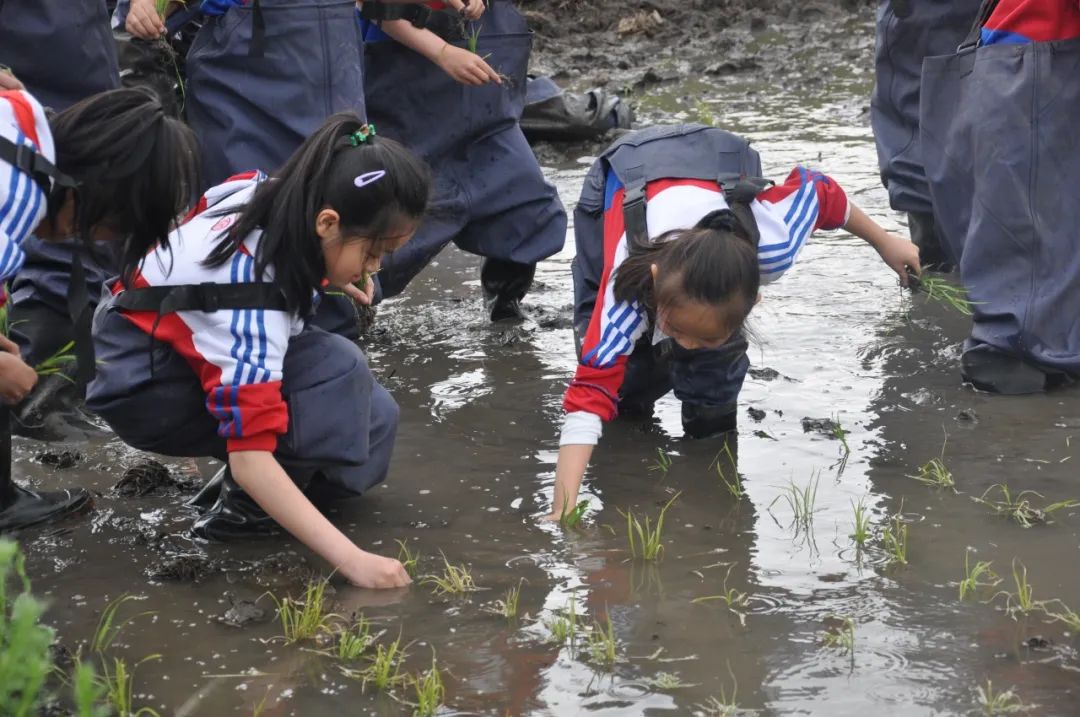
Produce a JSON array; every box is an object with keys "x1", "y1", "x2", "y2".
[
  {"x1": 548, "y1": 125, "x2": 921, "y2": 519},
  {"x1": 87, "y1": 114, "x2": 430, "y2": 588},
  {"x1": 360, "y1": 0, "x2": 568, "y2": 320}
]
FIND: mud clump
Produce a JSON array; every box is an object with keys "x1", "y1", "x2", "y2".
[
  {"x1": 802, "y1": 417, "x2": 841, "y2": 437},
  {"x1": 218, "y1": 591, "x2": 268, "y2": 628},
  {"x1": 113, "y1": 459, "x2": 199, "y2": 497},
  {"x1": 35, "y1": 450, "x2": 83, "y2": 469},
  {"x1": 148, "y1": 552, "x2": 219, "y2": 583}
]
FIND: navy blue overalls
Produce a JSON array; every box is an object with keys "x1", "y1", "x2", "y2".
[
  {"x1": 185, "y1": 0, "x2": 367, "y2": 189},
  {"x1": 0, "y1": 0, "x2": 120, "y2": 111},
  {"x1": 870, "y1": 0, "x2": 982, "y2": 267},
  {"x1": 573, "y1": 125, "x2": 763, "y2": 437},
  {"x1": 920, "y1": 1, "x2": 1080, "y2": 392},
  {"x1": 361, "y1": 1, "x2": 567, "y2": 309},
  {"x1": 87, "y1": 289, "x2": 399, "y2": 500}
]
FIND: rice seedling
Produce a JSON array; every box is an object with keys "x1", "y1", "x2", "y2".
[
  {"x1": 620, "y1": 492, "x2": 680, "y2": 561},
  {"x1": 559, "y1": 498, "x2": 590, "y2": 529},
  {"x1": 411, "y1": 653, "x2": 445, "y2": 717},
  {"x1": 994, "y1": 560, "x2": 1043, "y2": 618},
  {"x1": 422, "y1": 553, "x2": 480, "y2": 597},
  {"x1": 958, "y1": 550, "x2": 1001, "y2": 601},
  {"x1": 1043, "y1": 600, "x2": 1080, "y2": 633},
  {"x1": 648, "y1": 672, "x2": 695, "y2": 691},
  {"x1": 976, "y1": 680, "x2": 1032, "y2": 715},
  {"x1": 909, "y1": 438, "x2": 956, "y2": 492},
  {"x1": 352, "y1": 636, "x2": 407, "y2": 693},
  {"x1": 821, "y1": 615, "x2": 855, "y2": 655},
  {"x1": 882, "y1": 510, "x2": 909, "y2": 567},
  {"x1": 691, "y1": 564, "x2": 749, "y2": 626},
  {"x1": 271, "y1": 578, "x2": 339, "y2": 643},
  {"x1": 485, "y1": 579, "x2": 523, "y2": 620},
  {"x1": 335, "y1": 616, "x2": 375, "y2": 662},
  {"x1": 697, "y1": 664, "x2": 741, "y2": 717},
  {"x1": 831, "y1": 414, "x2": 851, "y2": 455},
  {"x1": 396, "y1": 539, "x2": 421, "y2": 579},
  {"x1": 714, "y1": 441, "x2": 743, "y2": 501},
  {"x1": 849, "y1": 497, "x2": 872, "y2": 549},
  {"x1": 100, "y1": 655, "x2": 163, "y2": 717},
  {"x1": 649, "y1": 447, "x2": 673, "y2": 477},
  {"x1": 545, "y1": 595, "x2": 578, "y2": 646},
  {"x1": 585, "y1": 613, "x2": 619, "y2": 668},
  {"x1": 33, "y1": 340, "x2": 79, "y2": 381},
  {"x1": 465, "y1": 22, "x2": 482, "y2": 53},
  {"x1": 770, "y1": 475, "x2": 819, "y2": 532},
  {"x1": 71, "y1": 662, "x2": 109, "y2": 717},
  {"x1": 972, "y1": 484, "x2": 1079, "y2": 528},
  {"x1": 908, "y1": 272, "x2": 978, "y2": 315},
  {"x1": 0, "y1": 539, "x2": 54, "y2": 716}
]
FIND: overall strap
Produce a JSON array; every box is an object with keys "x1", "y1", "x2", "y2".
[
  {"x1": 0, "y1": 134, "x2": 78, "y2": 194},
  {"x1": 112, "y1": 282, "x2": 290, "y2": 315}
]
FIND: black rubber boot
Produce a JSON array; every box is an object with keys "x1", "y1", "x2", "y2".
[
  {"x1": 190, "y1": 467, "x2": 280, "y2": 541},
  {"x1": 960, "y1": 346, "x2": 1056, "y2": 395},
  {"x1": 0, "y1": 483, "x2": 93, "y2": 533},
  {"x1": 682, "y1": 403, "x2": 738, "y2": 440},
  {"x1": 908, "y1": 212, "x2": 955, "y2": 272},
  {"x1": 185, "y1": 467, "x2": 227, "y2": 513},
  {"x1": 481, "y1": 258, "x2": 535, "y2": 322}
]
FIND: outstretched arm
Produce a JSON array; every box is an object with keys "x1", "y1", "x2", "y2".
[
  {"x1": 378, "y1": 19, "x2": 501, "y2": 86},
  {"x1": 844, "y1": 204, "x2": 922, "y2": 286}
]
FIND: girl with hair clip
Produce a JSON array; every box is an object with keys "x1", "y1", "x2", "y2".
[
  {"x1": 547, "y1": 124, "x2": 922, "y2": 521},
  {"x1": 0, "y1": 86, "x2": 197, "y2": 528},
  {"x1": 86, "y1": 113, "x2": 430, "y2": 588}
]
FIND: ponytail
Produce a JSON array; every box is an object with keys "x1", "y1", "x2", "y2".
[
  {"x1": 205, "y1": 111, "x2": 430, "y2": 318},
  {"x1": 48, "y1": 87, "x2": 200, "y2": 284},
  {"x1": 613, "y1": 209, "x2": 760, "y2": 333}
]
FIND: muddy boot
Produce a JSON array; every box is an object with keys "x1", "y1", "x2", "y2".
[
  {"x1": 960, "y1": 345, "x2": 1056, "y2": 395},
  {"x1": 0, "y1": 483, "x2": 93, "y2": 532},
  {"x1": 190, "y1": 468, "x2": 279, "y2": 541},
  {"x1": 908, "y1": 212, "x2": 955, "y2": 272},
  {"x1": 185, "y1": 466, "x2": 227, "y2": 513},
  {"x1": 682, "y1": 403, "x2": 737, "y2": 440},
  {"x1": 481, "y1": 258, "x2": 535, "y2": 322}
]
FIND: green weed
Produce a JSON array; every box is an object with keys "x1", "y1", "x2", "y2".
[
  {"x1": 410, "y1": 653, "x2": 445, "y2": 717},
  {"x1": 958, "y1": 550, "x2": 1001, "y2": 601},
  {"x1": 422, "y1": 553, "x2": 480, "y2": 597},
  {"x1": 620, "y1": 492, "x2": 680, "y2": 561},
  {"x1": 973, "y1": 484, "x2": 1079, "y2": 528},
  {"x1": 271, "y1": 579, "x2": 338, "y2": 643},
  {"x1": 821, "y1": 615, "x2": 855, "y2": 655},
  {"x1": 976, "y1": 680, "x2": 1032, "y2": 715}
]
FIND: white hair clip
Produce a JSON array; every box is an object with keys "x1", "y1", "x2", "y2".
[{"x1": 354, "y1": 170, "x2": 386, "y2": 188}]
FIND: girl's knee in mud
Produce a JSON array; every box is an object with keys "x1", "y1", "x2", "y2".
[{"x1": 87, "y1": 112, "x2": 432, "y2": 589}]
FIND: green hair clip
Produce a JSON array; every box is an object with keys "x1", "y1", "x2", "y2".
[{"x1": 348, "y1": 124, "x2": 377, "y2": 147}]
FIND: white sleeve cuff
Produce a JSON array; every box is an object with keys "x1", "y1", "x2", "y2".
[{"x1": 560, "y1": 411, "x2": 603, "y2": 446}]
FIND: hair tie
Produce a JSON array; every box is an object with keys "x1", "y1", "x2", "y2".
[
  {"x1": 696, "y1": 208, "x2": 739, "y2": 233},
  {"x1": 348, "y1": 124, "x2": 377, "y2": 147}
]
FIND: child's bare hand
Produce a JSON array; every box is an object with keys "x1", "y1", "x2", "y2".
[
  {"x1": 0, "y1": 70, "x2": 23, "y2": 91},
  {"x1": 341, "y1": 551, "x2": 412, "y2": 589},
  {"x1": 342, "y1": 276, "x2": 375, "y2": 306},
  {"x1": 0, "y1": 353, "x2": 37, "y2": 404},
  {"x1": 437, "y1": 45, "x2": 501, "y2": 86},
  {"x1": 446, "y1": 0, "x2": 485, "y2": 21},
  {"x1": 126, "y1": 0, "x2": 165, "y2": 39},
  {"x1": 876, "y1": 235, "x2": 922, "y2": 287}
]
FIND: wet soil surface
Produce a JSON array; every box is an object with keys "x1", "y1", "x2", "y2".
[{"x1": 11, "y1": 3, "x2": 1080, "y2": 715}]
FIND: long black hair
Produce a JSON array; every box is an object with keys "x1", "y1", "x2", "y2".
[
  {"x1": 204, "y1": 112, "x2": 431, "y2": 317},
  {"x1": 613, "y1": 208, "x2": 760, "y2": 334},
  {"x1": 48, "y1": 87, "x2": 200, "y2": 281}
]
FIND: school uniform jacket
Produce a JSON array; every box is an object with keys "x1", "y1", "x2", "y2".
[
  {"x1": 113, "y1": 173, "x2": 306, "y2": 453},
  {"x1": 560, "y1": 167, "x2": 850, "y2": 446},
  {"x1": 981, "y1": 0, "x2": 1080, "y2": 44}
]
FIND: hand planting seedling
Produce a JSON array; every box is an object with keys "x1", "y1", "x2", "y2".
[
  {"x1": 972, "y1": 484, "x2": 1080, "y2": 528},
  {"x1": 906, "y1": 270, "x2": 978, "y2": 315},
  {"x1": 396, "y1": 539, "x2": 421, "y2": 579}
]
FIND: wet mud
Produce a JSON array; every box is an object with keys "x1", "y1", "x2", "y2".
[{"x1": 7, "y1": 3, "x2": 1080, "y2": 715}]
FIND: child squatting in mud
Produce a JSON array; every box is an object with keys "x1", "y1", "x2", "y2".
[
  {"x1": 86, "y1": 115, "x2": 430, "y2": 589},
  {"x1": 547, "y1": 124, "x2": 923, "y2": 520}
]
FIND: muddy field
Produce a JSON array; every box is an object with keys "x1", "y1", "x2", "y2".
[{"x1": 8, "y1": 2, "x2": 1080, "y2": 716}]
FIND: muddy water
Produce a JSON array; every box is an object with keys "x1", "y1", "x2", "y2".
[{"x1": 13, "y1": 11, "x2": 1080, "y2": 717}]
